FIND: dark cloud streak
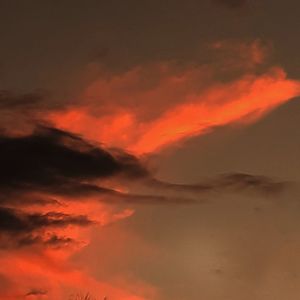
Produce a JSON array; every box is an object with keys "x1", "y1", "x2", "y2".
[
  {"x1": 147, "y1": 172, "x2": 286, "y2": 196},
  {"x1": 0, "y1": 206, "x2": 93, "y2": 233},
  {"x1": 0, "y1": 126, "x2": 147, "y2": 198},
  {"x1": 0, "y1": 125, "x2": 287, "y2": 207},
  {"x1": 0, "y1": 206, "x2": 93, "y2": 249},
  {"x1": 0, "y1": 125, "x2": 288, "y2": 251}
]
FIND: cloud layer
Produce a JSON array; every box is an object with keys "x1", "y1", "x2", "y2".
[
  {"x1": 49, "y1": 41, "x2": 300, "y2": 154},
  {"x1": 0, "y1": 39, "x2": 298, "y2": 299}
]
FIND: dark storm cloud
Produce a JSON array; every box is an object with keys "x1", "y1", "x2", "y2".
[
  {"x1": 0, "y1": 125, "x2": 289, "y2": 251},
  {"x1": 0, "y1": 206, "x2": 93, "y2": 248},
  {"x1": 0, "y1": 126, "x2": 147, "y2": 197},
  {"x1": 99, "y1": 190, "x2": 196, "y2": 205},
  {"x1": 213, "y1": 0, "x2": 248, "y2": 9},
  {"x1": 0, "y1": 192, "x2": 62, "y2": 207},
  {"x1": 0, "y1": 207, "x2": 93, "y2": 233},
  {"x1": 0, "y1": 125, "x2": 197, "y2": 209},
  {"x1": 0, "y1": 125, "x2": 287, "y2": 207},
  {"x1": 18, "y1": 234, "x2": 76, "y2": 248}
]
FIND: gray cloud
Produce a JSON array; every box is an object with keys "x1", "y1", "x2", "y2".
[
  {"x1": 0, "y1": 124, "x2": 288, "y2": 251},
  {"x1": 147, "y1": 172, "x2": 287, "y2": 196}
]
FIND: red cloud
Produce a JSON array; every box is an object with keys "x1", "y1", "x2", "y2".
[
  {"x1": 0, "y1": 196, "x2": 153, "y2": 300},
  {"x1": 0, "y1": 247, "x2": 154, "y2": 299},
  {"x1": 49, "y1": 59, "x2": 300, "y2": 154}
]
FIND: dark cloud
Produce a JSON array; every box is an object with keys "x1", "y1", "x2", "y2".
[
  {"x1": 0, "y1": 207, "x2": 93, "y2": 233},
  {"x1": 209, "y1": 173, "x2": 287, "y2": 195},
  {"x1": 148, "y1": 178, "x2": 212, "y2": 193},
  {"x1": 18, "y1": 234, "x2": 76, "y2": 248},
  {"x1": 147, "y1": 172, "x2": 286, "y2": 196},
  {"x1": 99, "y1": 190, "x2": 197, "y2": 205},
  {"x1": 0, "y1": 125, "x2": 288, "y2": 251},
  {"x1": 0, "y1": 125, "x2": 202, "y2": 206},
  {"x1": 213, "y1": 0, "x2": 248, "y2": 9},
  {"x1": 0, "y1": 206, "x2": 93, "y2": 249},
  {"x1": 0, "y1": 125, "x2": 286, "y2": 206},
  {"x1": 0, "y1": 126, "x2": 147, "y2": 200},
  {"x1": 0, "y1": 125, "x2": 199, "y2": 213},
  {"x1": 0, "y1": 90, "x2": 45, "y2": 110},
  {"x1": 0, "y1": 126, "x2": 197, "y2": 248}
]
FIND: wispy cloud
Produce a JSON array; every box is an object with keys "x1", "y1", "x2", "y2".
[
  {"x1": 49, "y1": 42, "x2": 300, "y2": 154},
  {"x1": 0, "y1": 206, "x2": 93, "y2": 249}
]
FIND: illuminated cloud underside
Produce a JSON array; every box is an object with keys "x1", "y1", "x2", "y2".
[{"x1": 50, "y1": 66, "x2": 300, "y2": 154}]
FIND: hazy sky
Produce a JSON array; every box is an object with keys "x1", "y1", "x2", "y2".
[{"x1": 0, "y1": 1, "x2": 300, "y2": 299}]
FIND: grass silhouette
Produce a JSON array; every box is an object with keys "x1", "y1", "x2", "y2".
[{"x1": 68, "y1": 293, "x2": 106, "y2": 300}]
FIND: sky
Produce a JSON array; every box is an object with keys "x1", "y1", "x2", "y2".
[{"x1": 0, "y1": 0, "x2": 300, "y2": 299}]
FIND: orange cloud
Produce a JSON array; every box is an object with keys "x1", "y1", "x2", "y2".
[
  {"x1": 49, "y1": 65, "x2": 300, "y2": 154},
  {"x1": 0, "y1": 199, "x2": 153, "y2": 300},
  {"x1": 131, "y1": 67, "x2": 300, "y2": 153}
]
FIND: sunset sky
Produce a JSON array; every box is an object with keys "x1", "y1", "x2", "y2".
[{"x1": 0, "y1": 1, "x2": 300, "y2": 299}]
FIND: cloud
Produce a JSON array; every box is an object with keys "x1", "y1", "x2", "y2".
[
  {"x1": 0, "y1": 125, "x2": 199, "y2": 208},
  {"x1": 0, "y1": 206, "x2": 93, "y2": 249},
  {"x1": 0, "y1": 125, "x2": 147, "y2": 198},
  {"x1": 0, "y1": 123, "x2": 287, "y2": 252},
  {"x1": 128, "y1": 68, "x2": 299, "y2": 154},
  {"x1": 0, "y1": 125, "x2": 286, "y2": 209},
  {"x1": 0, "y1": 125, "x2": 290, "y2": 300},
  {"x1": 0, "y1": 126, "x2": 167, "y2": 251},
  {"x1": 0, "y1": 125, "x2": 199, "y2": 253},
  {"x1": 49, "y1": 43, "x2": 300, "y2": 154},
  {"x1": 0, "y1": 90, "x2": 72, "y2": 136},
  {"x1": 18, "y1": 234, "x2": 76, "y2": 248},
  {"x1": 0, "y1": 39, "x2": 297, "y2": 298},
  {"x1": 149, "y1": 173, "x2": 287, "y2": 196},
  {"x1": 0, "y1": 207, "x2": 93, "y2": 233}
]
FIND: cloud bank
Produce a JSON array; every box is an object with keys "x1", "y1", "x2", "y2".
[
  {"x1": 0, "y1": 39, "x2": 298, "y2": 299},
  {"x1": 48, "y1": 42, "x2": 300, "y2": 155}
]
